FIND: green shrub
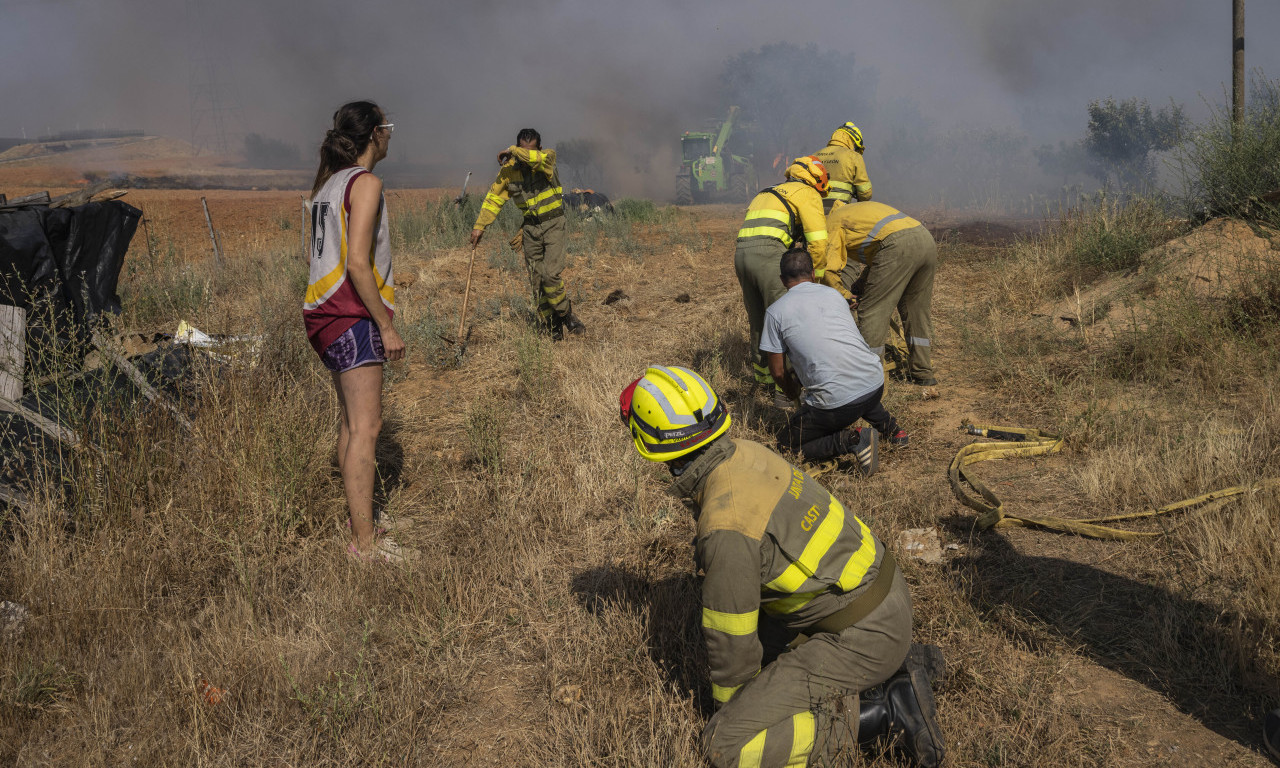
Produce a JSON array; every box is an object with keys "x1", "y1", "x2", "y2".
[
  {"x1": 1063, "y1": 194, "x2": 1174, "y2": 272},
  {"x1": 613, "y1": 198, "x2": 660, "y2": 222},
  {"x1": 464, "y1": 396, "x2": 506, "y2": 473},
  {"x1": 399, "y1": 298, "x2": 453, "y2": 367},
  {"x1": 1175, "y1": 74, "x2": 1280, "y2": 227}
]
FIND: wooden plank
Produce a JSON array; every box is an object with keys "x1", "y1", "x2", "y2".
[
  {"x1": 88, "y1": 189, "x2": 128, "y2": 203},
  {"x1": 91, "y1": 331, "x2": 192, "y2": 431},
  {"x1": 49, "y1": 179, "x2": 112, "y2": 209},
  {"x1": 0, "y1": 395, "x2": 79, "y2": 446},
  {"x1": 0, "y1": 191, "x2": 50, "y2": 207},
  {"x1": 0, "y1": 305, "x2": 23, "y2": 403}
]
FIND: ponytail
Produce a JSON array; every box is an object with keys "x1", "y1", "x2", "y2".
[{"x1": 312, "y1": 101, "x2": 382, "y2": 197}]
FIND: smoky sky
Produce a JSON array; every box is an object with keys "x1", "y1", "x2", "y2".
[{"x1": 2, "y1": 0, "x2": 1278, "y2": 195}]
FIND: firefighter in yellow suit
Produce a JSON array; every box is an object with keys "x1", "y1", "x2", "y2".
[
  {"x1": 823, "y1": 201, "x2": 938, "y2": 386},
  {"x1": 618, "y1": 365, "x2": 945, "y2": 768},
  {"x1": 735, "y1": 156, "x2": 830, "y2": 388},
  {"x1": 813, "y1": 121, "x2": 872, "y2": 214},
  {"x1": 470, "y1": 128, "x2": 585, "y2": 339}
]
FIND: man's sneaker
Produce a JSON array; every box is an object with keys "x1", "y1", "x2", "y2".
[
  {"x1": 560, "y1": 312, "x2": 586, "y2": 336},
  {"x1": 886, "y1": 429, "x2": 910, "y2": 448},
  {"x1": 848, "y1": 427, "x2": 878, "y2": 477},
  {"x1": 773, "y1": 389, "x2": 795, "y2": 409}
]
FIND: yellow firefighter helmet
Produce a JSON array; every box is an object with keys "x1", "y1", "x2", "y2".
[
  {"x1": 785, "y1": 156, "x2": 830, "y2": 196},
  {"x1": 833, "y1": 121, "x2": 865, "y2": 153},
  {"x1": 619, "y1": 365, "x2": 730, "y2": 462}
]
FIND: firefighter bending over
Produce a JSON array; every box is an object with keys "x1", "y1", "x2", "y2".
[
  {"x1": 735, "y1": 156, "x2": 830, "y2": 391},
  {"x1": 823, "y1": 201, "x2": 939, "y2": 387},
  {"x1": 618, "y1": 365, "x2": 945, "y2": 767},
  {"x1": 470, "y1": 128, "x2": 585, "y2": 340}
]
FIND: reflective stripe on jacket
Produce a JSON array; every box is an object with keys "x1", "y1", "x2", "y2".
[
  {"x1": 823, "y1": 201, "x2": 923, "y2": 292},
  {"x1": 814, "y1": 143, "x2": 872, "y2": 213},
  {"x1": 473, "y1": 146, "x2": 564, "y2": 231},
  {"x1": 736, "y1": 181, "x2": 829, "y2": 276},
  {"x1": 683, "y1": 439, "x2": 885, "y2": 706}
]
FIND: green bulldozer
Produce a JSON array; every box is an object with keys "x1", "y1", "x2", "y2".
[{"x1": 675, "y1": 106, "x2": 757, "y2": 205}]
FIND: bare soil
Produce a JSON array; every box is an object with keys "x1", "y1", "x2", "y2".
[{"x1": 1045, "y1": 217, "x2": 1280, "y2": 335}]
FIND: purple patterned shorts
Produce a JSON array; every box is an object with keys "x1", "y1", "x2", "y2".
[{"x1": 320, "y1": 319, "x2": 386, "y2": 373}]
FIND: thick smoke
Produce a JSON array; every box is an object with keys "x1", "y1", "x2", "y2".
[{"x1": 2, "y1": 0, "x2": 1278, "y2": 203}]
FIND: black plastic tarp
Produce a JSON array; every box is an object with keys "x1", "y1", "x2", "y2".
[{"x1": 0, "y1": 199, "x2": 140, "y2": 327}]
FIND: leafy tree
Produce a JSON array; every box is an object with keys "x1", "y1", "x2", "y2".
[
  {"x1": 1083, "y1": 97, "x2": 1186, "y2": 190},
  {"x1": 719, "y1": 43, "x2": 876, "y2": 173}
]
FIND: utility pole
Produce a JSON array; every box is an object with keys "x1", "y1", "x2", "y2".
[
  {"x1": 186, "y1": 0, "x2": 245, "y2": 156},
  {"x1": 1233, "y1": 0, "x2": 1245, "y2": 131}
]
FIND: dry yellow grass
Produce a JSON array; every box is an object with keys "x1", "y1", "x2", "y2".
[{"x1": 1, "y1": 199, "x2": 1277, "y2": 767}]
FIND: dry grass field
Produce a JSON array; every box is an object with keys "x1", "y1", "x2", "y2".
[{"x1": 1, "y1": 172, "x2": 1278, "y2": 767}]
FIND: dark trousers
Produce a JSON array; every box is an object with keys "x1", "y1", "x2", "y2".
[{"x1": 779, "y1": 385, "x2": 896, "y2": 461}]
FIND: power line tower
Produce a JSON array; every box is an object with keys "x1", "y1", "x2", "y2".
[{"x1": 186, "y1": 0, "x2": 245, "y2": 156}]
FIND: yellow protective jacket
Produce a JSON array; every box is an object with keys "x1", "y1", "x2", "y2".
[
  {"x1": 669, "y1": 438, "x2": 887, "y2": 708},
  {"x1": 736, "y1": 181, "x2": 829, "y2": 278},
  {"x1": 814, "y1": 130, "x2": 871, "y2": 212},
  {"x1": 473, "y1": 146, "x2": 564, "y2": 231},
  {"x1": 822, "y1": 201, "x2": 923, "y2": 294}
]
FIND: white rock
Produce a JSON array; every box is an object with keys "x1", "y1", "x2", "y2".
[
  {"x1": 898, "y1": 528, "x2": 944, "y2": 564},
  {"x1": 0, "y1": 600, "x2": 29, "y2": 642}
]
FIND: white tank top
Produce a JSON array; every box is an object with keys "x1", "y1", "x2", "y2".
[{"x1": 303, "y1": 166, "x2": 394, "y2": 314}]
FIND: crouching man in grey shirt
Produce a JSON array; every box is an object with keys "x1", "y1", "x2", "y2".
[{"x1": 759, "y1": 247, "x2": 907, "y2": 475}]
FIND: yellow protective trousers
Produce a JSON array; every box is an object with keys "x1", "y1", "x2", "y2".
[
  {"x1": 522, "y1": 216, "x2": 571, "y2": 321},
  {"x1": 852, "y1": 226, "x2": 937, "y2": 382},
  {"x1": 733, "y1": 238, "x2": 789, "y2": 384},
  {"x1": 701, "y1": 569, "x2": 912, "y2": 768}
]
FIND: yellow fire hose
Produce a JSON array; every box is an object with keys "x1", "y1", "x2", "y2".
[{"x1": 949, "y1": 423, "x2": 1280, "y2": 540}]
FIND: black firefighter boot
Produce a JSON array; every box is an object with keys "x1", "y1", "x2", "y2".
[
  {"x1": 559, "y1": 310, "x2": 586, "y2": 337},
  {"x1": 857, "y1": 666, "x2": 945, "y2": 768}
]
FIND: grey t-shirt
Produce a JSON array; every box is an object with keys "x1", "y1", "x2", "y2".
[{"x1": 759, "y1": 280, "x2": 883, "y2": 409}]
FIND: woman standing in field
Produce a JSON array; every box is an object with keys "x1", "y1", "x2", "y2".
[{"x1": 304, "y1": 100, "x2": 406, "y2": 562}]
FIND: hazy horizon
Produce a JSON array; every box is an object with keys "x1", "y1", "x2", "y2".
[{"x1": 3, "y1": 1, "x2": 1277, "y2": 202}]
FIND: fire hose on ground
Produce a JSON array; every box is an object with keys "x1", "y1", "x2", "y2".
[{"x1": 949, "y1": 423, "x2": 1280, "y2": 540}]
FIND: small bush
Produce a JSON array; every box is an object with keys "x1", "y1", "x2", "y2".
[
  {"x1": 1176, "y1": 73, "x2": 1280, "y2": 227},
  {"x1": 613, "y1": 198, "x2": 660, "y2": 222},
  {"x1": 1064, "y1": 194, "x2": 1174, "y2": 272},
  {"x1": 399, "y1": 298, "x2": 452, "y2": 367},
  {"x1": 514, "y1": 326, "x2": 551, "y2": 396},
  {"x1": 464, "y1": 396, "x2": 505, "y2": 473}
]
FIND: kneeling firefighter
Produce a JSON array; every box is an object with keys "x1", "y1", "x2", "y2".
[
  {"x1": 618, "y1": 365, "x2": 945, "y2": 768},
  {"x1": 734, "y1": 156, "x2": 831, "y2": 390}
]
